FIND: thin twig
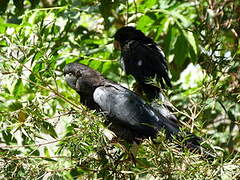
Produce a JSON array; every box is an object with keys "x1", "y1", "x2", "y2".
[{"x1": 0, "y1": 134, "x2": 79, "y2": 149}]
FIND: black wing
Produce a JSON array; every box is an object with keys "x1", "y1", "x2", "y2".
[
  {"x1": 122, "y1": 40, "x2": 171, "y2": 88},
  {"x1": 93, "y1": 83, "x2": 179, "y2": 140}
]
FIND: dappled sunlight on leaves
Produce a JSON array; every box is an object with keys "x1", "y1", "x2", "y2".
[{"x1": 0, "y1": 0, "x2": 239, "y2": 179}]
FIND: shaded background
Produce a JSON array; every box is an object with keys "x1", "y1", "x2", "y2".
[{"x1": 0, "y1": 0, "x2": 239, "y2": 179}]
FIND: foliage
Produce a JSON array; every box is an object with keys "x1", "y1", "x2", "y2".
[{"x1": 0, "y1": 0, "x2": 239, "y2": 179}]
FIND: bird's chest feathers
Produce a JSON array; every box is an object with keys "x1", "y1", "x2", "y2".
[
  {"x1": 122, "y1": 51, "x2": 143, "y2": 72},
  {"x1": 122, "y1": 41, "x2": 145, "y2": 70},
  {"x1": 122, "y1": 54, "x2": 144, "y2": 77}
]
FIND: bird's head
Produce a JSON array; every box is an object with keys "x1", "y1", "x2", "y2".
[
  {"x1": 113, "y1": 26, "x2": 145, "y2": 49},
  {"x1": 64, "y1": 63, "x2": 105, "y2": 95}
]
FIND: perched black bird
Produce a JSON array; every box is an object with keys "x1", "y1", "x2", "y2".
[
  {"x1": 64, "y1": 62, "x2": 178, "y2": 142},
  {"x1": 114, "y1": 26, "x2": 172, "y2": 100},
  {"x1": 64, "y1": 63, "x2": 214, "y2": 159}
]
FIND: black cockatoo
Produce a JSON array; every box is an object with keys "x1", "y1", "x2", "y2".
[
  {"x1": 64, "y1": 62, "x2": 214, "y2": 159},
  {"x1": 64, "y1": 62, "x2": 178, "y2": 142},
  {"x1": 114, "y1": 26, "x2": 171, "y2": 100}
]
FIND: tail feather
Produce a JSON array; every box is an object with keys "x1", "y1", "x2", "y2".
[
  {"x1": 180, "y1": 132, "x2": 216, "y2": 160},
  {"x1": 151, "y1": 100, "x2": 216, "y2": 160}
]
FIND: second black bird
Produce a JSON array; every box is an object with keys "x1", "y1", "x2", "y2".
[{"x1": 114, "y1": 26, "x2": 172, "y2": 101}]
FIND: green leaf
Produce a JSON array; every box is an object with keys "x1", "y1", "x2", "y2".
[
  {"x1": 164, "y1": 25, "x2": 179, "y2": 57},
  {"x1": 8, "y1": 101, "x2": 23, "y2": 111},
  {"x1": 2, "y1": 130, "x2": 17, "y2": 144},
  {"x1": 137, "y1": 13, "x2": 156, "y2": 32},
  {"x1": 32, "y1": 62, "x2": 44, "y2": 75},
  {"x1": 41, "y1": 121, "x2": 58, "y2": 138},
  {"x1": 184, "y1": 31, "x2": 197, "y2": 53},
  {"x1": 13, "y1": 79, "x2": 24, "y2": 97},
  {"x1": 44, "y1": 146, "x2": 50, "y2": 157},
  {"x1": 0, "y1": 39, "x2": 7, "y2": 47},
  {"x1": 174, "y1": 33, "x2": 188, "y2": 66},
  {"x1": 141, "y1": 0, "x2": 157, "y2": 9}
]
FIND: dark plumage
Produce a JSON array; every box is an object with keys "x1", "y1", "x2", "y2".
[
  {"x1": 64, "y1": 63, "x2": 215, "y2": 159},
  {"x1": 64, "y1": 62, "x2": 178, "y2": 142},
  {"x1": 114, "y1": 26, "x2": 172, "y2": 100}
]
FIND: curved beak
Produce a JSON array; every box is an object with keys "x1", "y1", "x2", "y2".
[{"x1": 65, "y1": 73, "x2": 78, "y2": 90}]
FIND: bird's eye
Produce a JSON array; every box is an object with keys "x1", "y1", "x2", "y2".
[
  {"x1": 66, "y1": 72, "x2": 73, "y2": 76},
  {"x1": 76, "y1": 70, "x2": 82, "y2": 77}
]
